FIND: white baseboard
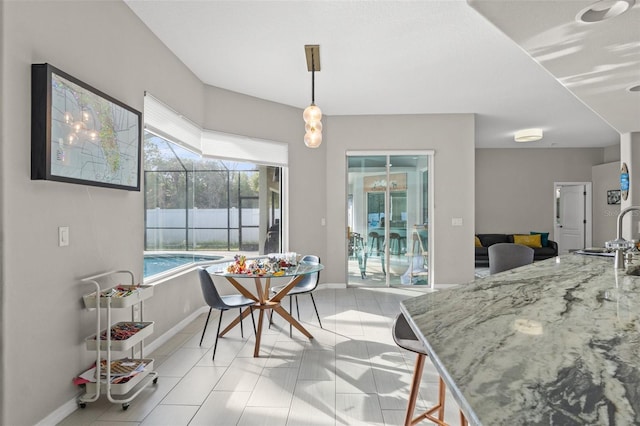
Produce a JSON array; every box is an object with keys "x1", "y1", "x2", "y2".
[
  {"x1": 144, "y1": 306, "x2": 209, "y2": 354},
  {"x1": 35, "y1": 398, "x2": 79, "y2": 426},
  {"x1": 318, "y1": 282, "x2": 347, "y2": 289},
  {"x1": 36, "y1": 306, "x2": 209, "y2": 426}
]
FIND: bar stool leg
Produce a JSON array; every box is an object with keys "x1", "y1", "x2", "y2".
[
  {"x1": 405, "y1": 353, "x2": 426, "y2": 426},
  {"x1": 437, "y1": 376, "x2": 446, "y2": 422},
  {"x1": 405, "y1": 359, "x2": 449, "y2": 426}
]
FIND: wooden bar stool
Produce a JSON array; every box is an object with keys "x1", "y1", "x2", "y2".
[{"x1": 392, "y1": 313, "x2": 467, "y2": 426}]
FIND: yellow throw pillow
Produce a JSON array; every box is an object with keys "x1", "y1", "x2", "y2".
[
  {"x1": 514, "y1": 234, "x2": 542, "y2": 248},
  {"x1": 474, "y1": 236, "x2": 483, "y2": 247}
]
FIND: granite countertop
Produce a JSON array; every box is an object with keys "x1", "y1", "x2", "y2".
[{"x1": 400, "y1": 254, "x2": 640, "y2": 426}]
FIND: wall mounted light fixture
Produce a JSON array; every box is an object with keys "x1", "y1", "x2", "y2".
[{"x1": 303, "y1": 45, "x2": 322, "y2": 148}]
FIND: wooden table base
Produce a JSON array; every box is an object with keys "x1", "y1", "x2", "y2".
[{"x1": 218, "y1": 275, "x2": 314, "y2": 357}]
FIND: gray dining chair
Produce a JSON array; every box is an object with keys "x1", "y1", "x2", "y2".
[
  {"x1": 488, "y1": 243, "x2": 534, "y2": 275},
  {"x1": 198, "y1": 268, "x2": 256, "y2": 360},
  {"x1": 270, "y1": 255, "x2": 322, "y2": 337},
  {"x1": 392, "y1": 313, "x2": 467, "y2": 426}
]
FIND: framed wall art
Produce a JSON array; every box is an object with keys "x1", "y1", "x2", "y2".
[
  {"x1": 607, "y1": 189, "x2": 621, "y2": 205},
  {"x1": 31, "y1": 63, "x2": 141, "y2": 191},
  {"x1": 363, "y1": 173, "x2": 407, "y2": 192}
]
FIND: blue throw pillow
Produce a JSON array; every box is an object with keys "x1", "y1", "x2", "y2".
[{"x1": 530, "y1": 232, "x2": 549, "y2": 247}]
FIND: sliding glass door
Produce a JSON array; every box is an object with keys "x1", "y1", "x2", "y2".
[{"x1": 346, "y1": 152, "x2": 432, "y2": 287}]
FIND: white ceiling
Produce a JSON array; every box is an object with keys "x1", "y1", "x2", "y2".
[{"x1": 124, "y1": 0, "x2": 639, "y2": 149}]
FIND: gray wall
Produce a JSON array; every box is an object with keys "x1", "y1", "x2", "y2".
[
  {"x1": 475, "y1": 148, "x2": 604, "y2": 240},
  {"x1": 202, "y1": 85, "x2": 327, "y2": 260},
  {"x1": 1, "y1": 2, "x2": 478, "y2": 424},
  {"x1": 604, "y1": 144, "x2": 621, "y2": 163},
  {"x1": 326, "y1": 115, "x2": 476, "y2": 285},
  {"x1": 1, "y1": 2, "x2": 205, "y2": 424},
  {"x1": 0, "y1": 1, "x2": 618, "y2": 422},
  {"x1": 0, "y1": 0, "x2": 4, "y2": 421},
  {"x1": 592, "y1": 162, "x2": 621, "y2": 247}
]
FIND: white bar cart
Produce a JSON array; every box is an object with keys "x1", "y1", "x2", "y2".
[{"x1": 78, "y1": 270, "x2": 158, "y2": 410}]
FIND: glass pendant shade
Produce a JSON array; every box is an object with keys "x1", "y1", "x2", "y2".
[
  {"x1": 305, "y1": 120, "x2": 322, "y2": 133},
  {"x1": 303, "y1": 104, "x2": 322, "y2": 123},
  {"x1": 303, "y1": 45, "x2": 322, "y2": 148},
  {"x1": 304, "y1": 130, "x2": 322, "y2": 148}
]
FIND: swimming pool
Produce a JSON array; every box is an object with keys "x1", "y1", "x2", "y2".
[{"x1": 144, "y1": 253, "x2": 224, "y2": 278}]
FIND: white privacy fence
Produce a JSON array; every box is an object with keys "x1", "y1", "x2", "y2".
[{"x1": 146, "y1": 208, "x2": 273, "y2": 249}]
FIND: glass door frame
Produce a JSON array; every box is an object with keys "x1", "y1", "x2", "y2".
[{"x1": 345, "y1": 150, "x2": 434, "y2": 288}]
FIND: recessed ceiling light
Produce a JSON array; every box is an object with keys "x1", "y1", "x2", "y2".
[
  {"x1": 577, "y1": 0, "x2": 635, "y2": 23},
  {"x1": 628, "y1": 84, "x2": 640, "y2": 92},
  {"x1": 514, "y1": 128, "x2": 543, "y2": 143}
]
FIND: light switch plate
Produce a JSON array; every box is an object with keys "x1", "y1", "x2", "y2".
[
  {"x1": 59, "y1": 226, "x2": 69, "y2": 247},
  {"x1": 452, "y1": 217, "x2": 463, "y2": 226}
]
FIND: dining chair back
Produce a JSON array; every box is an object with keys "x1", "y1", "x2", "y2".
[
  {"x1": 198, "y1": 268, "x2": 256, "y2": 360},
  {"x1": 270, "y1": 255, "x2": 322, "y2": 337},
  {"x1": 392, "y1": 313, "x2": 467, "y2": 426},
  {"x1": 488, "y1": 243, "x2": 534, "y2": 275},
  {"x1": 290, "y1": 254, "x2": 321, "y2": 294}
]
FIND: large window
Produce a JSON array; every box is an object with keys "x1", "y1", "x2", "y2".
[{"x1": 144, "y1": 132, "x2": 281, "y2": 254}]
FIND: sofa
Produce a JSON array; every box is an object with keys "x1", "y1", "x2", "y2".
[{"x1": 475, "y1": 233, "x2": 558, "y2": 266}]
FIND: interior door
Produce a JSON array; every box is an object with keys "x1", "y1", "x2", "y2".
[{"x1": 556, "y1": 184, "x2": 586, "y2": 254}]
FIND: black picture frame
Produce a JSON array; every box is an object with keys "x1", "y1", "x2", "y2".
[
  {"x1": 607, "y1": 189, "x2": 621, "y2": 205},
  {"x1": 31, "y1": 63, "x2": 141, "y2": 191}
]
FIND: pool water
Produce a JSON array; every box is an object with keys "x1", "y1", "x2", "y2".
[{"x1": 144, "y1": 254, "x2": 223, "y2": 278}]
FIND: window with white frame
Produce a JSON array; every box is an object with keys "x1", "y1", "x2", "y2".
[{"x1": 143, "y1": 94, "x2": 287, "y2": 256}]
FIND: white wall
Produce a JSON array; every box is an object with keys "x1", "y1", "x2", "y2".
[
  {"x1": 326, "y1": 115, "x2": 476, "y2": 285},
  {"x1": 592, "y1": 162, "x2": 621, "y2": 247},
  {"x1": 475, "y1": 148, "x2": 604, "y2": 240},
  {"x1": 619, "y1": 132, "x2": 640, "y2": 240}
]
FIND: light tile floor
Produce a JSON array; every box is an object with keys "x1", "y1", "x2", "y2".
[{"x1": 59, "y1": 286, "x2": 463, "y2": 426}]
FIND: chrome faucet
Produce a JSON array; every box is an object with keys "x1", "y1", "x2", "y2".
[{"x1": 606, "y1": 206, "x2": 640, "y2": 269}]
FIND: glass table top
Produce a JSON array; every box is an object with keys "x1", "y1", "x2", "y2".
[{"x1": 208, "y1": 258, "x2": 323, "y2": 278}]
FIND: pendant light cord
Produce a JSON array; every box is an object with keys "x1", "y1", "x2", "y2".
[{"x1": 311, "y1": 51, "x2": 315, "y2": 104}]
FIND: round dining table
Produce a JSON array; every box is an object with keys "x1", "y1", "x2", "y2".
[{"x1": 208, "y1": 259, "x2": 324, "y2": 357}]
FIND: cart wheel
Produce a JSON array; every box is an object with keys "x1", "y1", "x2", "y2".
[
  {"x1": 79, "y1": 403, "x2": 87, "y2": 409},
  {"x1": 122, "y1": 403, "x2": 129, "y2": 411},
  {"x1": 153, "y1": 377, "x2": 158, "y2": 384}
]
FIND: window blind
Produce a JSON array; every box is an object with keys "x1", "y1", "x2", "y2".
[
  {"x1": 201, "y1": 131, "x2": 288, "y2": 167},
  {"x1": 144, "y1": 93, "x2": 288, "y2": 166},
  {"x1": 144, "y1": 94, "x2": 201, "y2": 152}
]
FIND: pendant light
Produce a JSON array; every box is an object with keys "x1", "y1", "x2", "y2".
[{"x1": 303, "y1": 45, "x2": 322, "y2": 148}]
